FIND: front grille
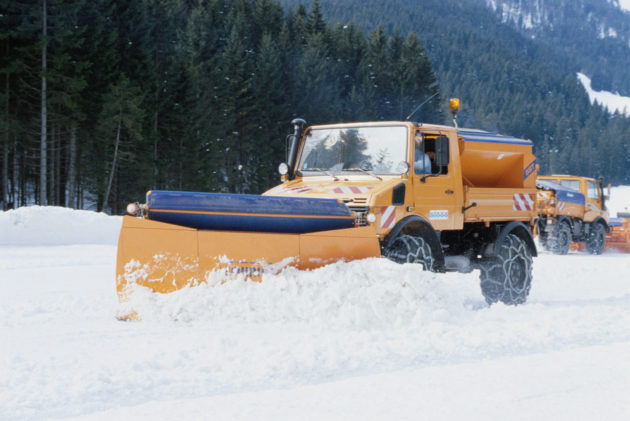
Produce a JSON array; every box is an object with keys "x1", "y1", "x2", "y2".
[{"x1": 349, "y1": 206, "x2": 370, "y2": 226}]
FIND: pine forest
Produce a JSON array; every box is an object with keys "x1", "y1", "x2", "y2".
[{"x1": 1, "y1": 0, "x2": 629, "y2": 214}]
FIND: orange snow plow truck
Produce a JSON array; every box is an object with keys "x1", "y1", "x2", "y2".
[
  {"x1": 536, "y1": 175, "x2": 609, "y2": 254},
  {"x1": 117, "y1": 114, "x2": 539, "y2": 316}
]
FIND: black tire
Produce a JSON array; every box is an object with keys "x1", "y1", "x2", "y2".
[
  {"x1": 479, "y1": 233, "x2": 533, "y2": 306},
  {"x1": 547, "y1": 221, "x2": 571, "y2": 255},
  {"x1": 384, "y1": 234, "x2": 435, "y2": 271},
  {"x1": 539, "y1": 231, "x2": 549, "y2": 250},
  {"x1": 586, "y1": 223, "x2": 606, "y2": 255}
]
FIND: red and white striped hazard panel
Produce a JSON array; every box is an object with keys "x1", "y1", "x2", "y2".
[
  {"x1": 331, "y1": 186, "x2": 373, "y2": 194},
  {"x1": 276, "y1": 186, "x2": 312, "y2": 194},
  {"x1": 557, "y1": 201, "x2": 566, "y2": 211},
  {"x1": 513, "y1": 193, "x2": 534, "y2": 211},
  {"x1": 380, "y1": 206, "x2": 396, "y2": 229}
]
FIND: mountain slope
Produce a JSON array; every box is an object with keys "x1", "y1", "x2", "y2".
[{"x1": 475, "y1": 0, "x2": 630, "y2": 94}]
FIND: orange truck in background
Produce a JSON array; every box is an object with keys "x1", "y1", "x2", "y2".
[
  {"x1": 536, "y1": 175, "x2": 609, "y2": 254},
  {"x1": 117, "y1": 110, "x2": 539, "y2": 316}
]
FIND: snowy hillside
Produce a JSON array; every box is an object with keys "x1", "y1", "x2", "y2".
[
  {"x1": 615, "y1": 0, "x2": 630, "y2": 12},
  {"x1": 2, "y1": 189, "x2": 630, "y2": 420},
  {"x1": 578, "y1": 72, "x2": 630, "y2": 116},
  {"x1": 476, "y1": 0, "x2": 630, "y2": 96}
]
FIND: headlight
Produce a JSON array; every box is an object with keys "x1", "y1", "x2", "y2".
[
  {"x1": 278, "y1": 162, "x2": 289, "y2": 175},
  {"x1": 367, "y1": 213, "x2": 376, "y2": 223},
  {"x1": 126, "y1": 202, "x2": 139, "y2": 215}
]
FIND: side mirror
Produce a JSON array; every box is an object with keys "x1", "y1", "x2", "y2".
[
  {"x1": 396, "y1": 161, "x2": 410, "y2": 175},
  {"x1": 435, "y1": 135, "x2": 450, "y2": 167}
]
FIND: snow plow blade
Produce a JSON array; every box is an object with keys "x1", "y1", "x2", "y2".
[
  {"x1": 605, "y1": 214, "x2": 630, "y2": 252},
  {"x1": 115, "y1": 191, "x2": 381, "y2": 318}
]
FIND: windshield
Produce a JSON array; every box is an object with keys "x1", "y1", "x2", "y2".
[
  {"x1": 298, "y1": 126, "x2": 408, "y2": 175},
  {"x1": 559, "y1": 179, "x2": 581, "y2": 191}
]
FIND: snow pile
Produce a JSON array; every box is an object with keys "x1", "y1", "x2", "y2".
[
  {"x1": 577, "y1": 72, "x2": 630, "y2": 116},
  {"x1": 608, "y1": 185, "x2": 630, "y2": 215},
  {"x1": 0, "y1": 206, "x2": 121, "y2": 246},
  {"x1": 122, "y1": 258, "x2": 475, "y2": 327}
]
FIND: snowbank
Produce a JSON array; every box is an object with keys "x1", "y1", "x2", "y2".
[
  {"x1": 608, "y1": 185, "x2": 630, "y2": 215},
  {"x1": 0, "y1": 206, "x2": 121, "y2": 246},
  {"x1": 577, "y1": 72, "x2": 630, "y2": 116},
  {"x1": 122, "y1": 258, "x2": 476, "y2": 326}
]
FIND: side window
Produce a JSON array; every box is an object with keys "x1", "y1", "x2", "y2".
[
  {"x1": 414, "y1": 133, "x2": 431, "y2": 175},
  {"x1": 413, "y1": 132, "x2": 448, "y2": 175},
  {"x1": 587, "y1": 181, "x2": 599, "y2": 200}
]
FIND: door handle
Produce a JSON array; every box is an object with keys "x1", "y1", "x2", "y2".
[{"x1": 445, "y1": 190, "x2": 454, "y2": 194}]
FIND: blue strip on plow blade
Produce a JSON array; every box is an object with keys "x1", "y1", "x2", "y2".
[{"x1": 146, "y1": 190, "x2": 355, "y2": 233}]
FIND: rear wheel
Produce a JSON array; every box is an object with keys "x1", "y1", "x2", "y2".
[
  {"x1": 547, "y1": 221, "x2": 571, "y2": 255},
  {"x1": 479, "y1": 233, "x2": 533, "y2": 305},
  {"x1": 384, "y1": 234, "x2": 435, "y2": 271},
  {"x1": 586, "y1": 223, "x2": 606, "y2": 255}
]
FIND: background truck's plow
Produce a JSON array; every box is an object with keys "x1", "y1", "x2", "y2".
[
  {"x1": 116, "y1": 190, "x2": 380, "y2": 317},
  {"x1": 605, "y1": 213, "x2": 630, "y2": 252}
]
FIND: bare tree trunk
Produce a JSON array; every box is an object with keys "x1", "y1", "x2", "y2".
[
  {"x1": 178, "y1": 137, "x2": 183, "y2": 190},
  {"x1": 67, "y1": 125, "x2": 77, "y2": 208},
  {"x1": 12, "y1": 142, "x2": 18, "y2": 207},
  {"x1": 56, "y1": 127, "x2": 61, "y2": 205},
  {"x1": 49, "y1": 126, "x2": 55, "y2": 205},
  {"x1": 40, "y1": 0, "x2": 48, "y2": 205},
  {"x1": 19, "y1": 150, "x2": 25, "y2": 206},
  {"x1": 2, "y1": 66, "x2": 9, "y2": 211},
  {"x1": 154, "y1": 108, "x2": 158, "y2": 188},
  {"x1": 2, "y1": 142, "x2": 7, "y2": 211},
  {"x1": 103, "y1": 109, "x2": 122, "y2": 212},
  {"x1": 55, "y1": 127, "x2": 61, "y2": 205}
]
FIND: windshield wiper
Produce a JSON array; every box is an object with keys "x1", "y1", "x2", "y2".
[
  {"x1": 300, "y1": 168, "x2": 339, "y2": 181},
  {"x1": 344, "y1": 167, "x2": 383, "y2": 181}
]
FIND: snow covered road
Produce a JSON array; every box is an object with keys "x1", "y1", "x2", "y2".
[{"x1": 2, "y1": 206, "x2": 630, "y2": 420}]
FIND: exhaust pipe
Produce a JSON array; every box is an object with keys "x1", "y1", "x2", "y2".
[{"x1": 287, "y1": 118, "x2": 306, "y2": 178}]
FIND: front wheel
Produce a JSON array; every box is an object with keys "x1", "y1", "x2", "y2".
[
  {"x1": 586, "y1": 223, "x2": 606, "y2": 255},
  {"x1": 383, "y1": 234, "x2": 435, "y2": 271},
  {"x1": 548, "y1": 221, "x2": 571, "y2": 255},
  {"x1": 479, "y1": 233, "x2": 533, "y2": 305}
]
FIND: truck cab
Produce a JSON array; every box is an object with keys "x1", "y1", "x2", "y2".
[{"x1": 266, "y1": 119, "x2": 539, "y2": 305}]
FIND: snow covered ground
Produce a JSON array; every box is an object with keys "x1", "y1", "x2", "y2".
[
  {"x1": 2, "y1": 188, "x2": 630, "y2": 420},
  {"x1": 577, "y1": 72, "x2": 630, "y2": 116}
]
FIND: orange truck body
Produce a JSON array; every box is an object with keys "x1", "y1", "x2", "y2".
[
  {"x1": 536, "y1": 175, "x2": 609, "y2": 254},
  {"x1": 116, "y1": 120, "x2": 539, "y2": 316}
]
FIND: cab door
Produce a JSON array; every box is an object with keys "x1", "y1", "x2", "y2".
[
  {"x1": 411, "y1": 131, "x2": 462, "y2": 230},
  {"x1": 584, "y1": 179, "x2": 604, "y2": 222}
]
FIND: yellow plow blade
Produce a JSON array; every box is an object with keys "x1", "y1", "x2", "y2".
[{"x1": 115, "y1": 216, "x2": 380, "y2": 317}]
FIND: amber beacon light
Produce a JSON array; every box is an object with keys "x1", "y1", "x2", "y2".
[{"x1": 449, "y1": 98, "x2": 460, "y2": 127}]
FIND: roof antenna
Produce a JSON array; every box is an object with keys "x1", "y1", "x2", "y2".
[{"x1": 405, "y1": 91, "x2": 439, "y2": 121}]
